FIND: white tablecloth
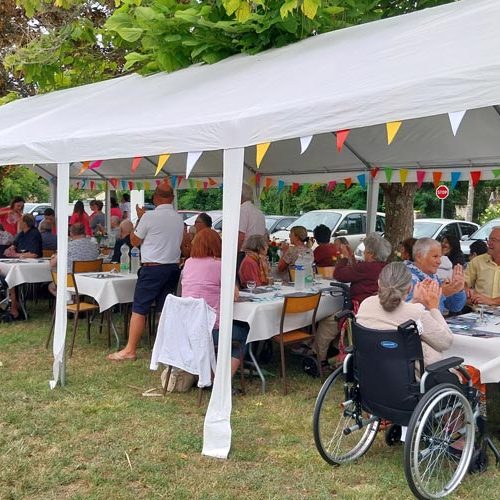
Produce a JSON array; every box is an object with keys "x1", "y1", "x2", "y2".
[
  {"x1": 74, "y1": 272, "x2": 138, "y2": 312},
  {"x1": 0, "y1": 258, "x2": 52, "y2": 287},
  {"x1": 234, "y1": 282, "x2": 344, "y2": 343}
]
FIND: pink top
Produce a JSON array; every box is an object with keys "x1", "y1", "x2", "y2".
[
  {"x1": 181, "y1": 257, "x2": 221, "y2": 328},
  {"x1": 69, "y1": 212, "x2": 92, "y2": 236}
]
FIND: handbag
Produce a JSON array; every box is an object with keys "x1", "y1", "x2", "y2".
[{"x1": 161, "y1": 367, "x2": 196, "y2": 393}]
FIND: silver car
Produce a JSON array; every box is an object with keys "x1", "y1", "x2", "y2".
[{"x1": 460, "y1": 218, "x2": 500, "y2": 256}]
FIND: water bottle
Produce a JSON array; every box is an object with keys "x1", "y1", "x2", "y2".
[
  {"x1": 303, "y1": 249, "x2": 314, "y2": 288},
  {"x1": 130, "y1": 246, "x2": 140, "y2": 274},
  {"x1": 120, "y1": 243, "x2": 130, "y2": 273},
  {"x1": 294, "y1": 254, "x2": 305, "y2": 291}
]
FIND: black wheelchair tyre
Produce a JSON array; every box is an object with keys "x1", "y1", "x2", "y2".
[
  {"x1": 313, "y1": 365, "x2": 379, "y2": 465},
  {"x1": 404, "y1": 383, "x2": 475, "y2": 500}
]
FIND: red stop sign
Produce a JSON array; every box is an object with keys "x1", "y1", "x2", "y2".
[{"x1": 435, "y1": 185, "x2": 449, "y2": 200}]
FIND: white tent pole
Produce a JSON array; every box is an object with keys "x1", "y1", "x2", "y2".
[
  {"x1": 202, "y1": 147, "x2": 244, "y2": 459},
  {"x1": 105, "y1": 181, "x2": 111, "y2": 234},
  {"x1": 50, "y1": 162, "x2": 70, "y2": 389},
  {"x1": 365, "y1": 176, "x2": 379, "y2": 233}
]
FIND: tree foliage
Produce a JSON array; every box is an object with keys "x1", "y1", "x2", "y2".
[{"x1": 0, "y1": 166, "x2": 49, "y2": 206}]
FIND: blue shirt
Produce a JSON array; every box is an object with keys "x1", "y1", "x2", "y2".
[{"x1": 13, "y1": 227, "x2": 42, "y2": 257}]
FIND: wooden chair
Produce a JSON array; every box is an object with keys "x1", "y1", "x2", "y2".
[
  {"x1": 45, "y1": 271, "x2": 100, "y2": 357},
  {"x1": 42, "y1": 248, "x2": 56, "y2": 258},
  {"x1": 316, "y1": 266, "x2": 334, "y2": 279},
  {"x1": 72, "y1": 259, "x2": 103, "y2": 273},
  {"x1": 288, "y1": 267, "x2": 296, "y2": 283},
  {"x1": 102, "y1": 262, "x2": 120, "y2": 272},
  {"x1": 272, "y1": 291, "x2": 321, "y2": 394}
]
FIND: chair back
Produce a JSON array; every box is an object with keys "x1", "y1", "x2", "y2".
[
  {"x1": 316, "y1": 266, "x2": 334, "y2": 279},
  {"x1": 351, "y1": 319, "x2": 424, "y2": 426},
  {"x1": 102, "y1": 262, "x2": 120, "y2": 272},
  {"x1": 288, "y1": 267, "x2": 296, "y2": 283},
  {"x1": 72, "y1": 259, "x2": 103, "y2": 273},
  {"x1": 43, "y1": 249, "x2": 56, "y2": 258},
  {"x1": 280, "y1": 292, "x2": 321, "y2": 333},
  {"x1": 51, "y1": 270, "x2": 79, "y2": 302}
]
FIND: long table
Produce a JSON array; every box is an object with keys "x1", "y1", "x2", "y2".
[{"x1": 0, "y1": 258, "x2": 51, "y2": 288}]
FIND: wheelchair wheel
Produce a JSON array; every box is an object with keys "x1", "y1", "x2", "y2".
[
  {"x1": 313, "y1": 365, "x2": 379, "y2": 465},
  {"x1": 404, "y1": 383, "x2": 475, "y2": 499}
]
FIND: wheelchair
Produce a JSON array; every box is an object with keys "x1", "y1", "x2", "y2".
[{"x1": 313, "y1": 318, "x2": 499, "y2": 499}]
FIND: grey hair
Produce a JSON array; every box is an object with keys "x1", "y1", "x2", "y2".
[
  {"x1": 241, "y1": 183, "x2": 254, "y2": 203},
  {"x1": 378, "y1": 262, "x2": 412, "y2": 312},
  {"x1": 364, "y1": 233, "x2": 392, "y2": 262},
  {"x1": 243, "y1": 234, "x2": 268, "y2": 253},
  {"x1": 490, "y1": 226, "x2": 500, "y2": 236},
  {"x1": 413, "y1": 237, "x2": 440, "y2": 261}
]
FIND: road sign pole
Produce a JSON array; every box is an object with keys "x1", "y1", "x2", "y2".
[{"x1": 441, "y1": 198, "x2": 444, "y2": 218}]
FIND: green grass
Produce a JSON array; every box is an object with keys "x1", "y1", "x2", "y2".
[{"x1": 0, "y1": 301, "x2": 498, "y2": 499}]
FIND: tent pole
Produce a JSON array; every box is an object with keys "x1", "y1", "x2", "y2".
[
  {"x1": 50, "y1": 162, "x2": 70, "y2": 389},
  {"x1": 203, "y1": 147, "x2": 244, "y2": 459},
  {"x1": 366, "y1": 176, "x2": 379, "y2": 233},
  {"x1": 105, "y1": 181, "x2": 111, "y2": 234}
]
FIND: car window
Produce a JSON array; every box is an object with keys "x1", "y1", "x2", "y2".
[
  {"x1": 337, "y1": 213, "x2": 363, "y2": 235},
  {"x1": 459, "y1": 222, "x2": 477, "y2": 237},
  {"x1": 279, "y1": 218, "x2": 296, "y2": 229},
  {"x1": 289, "y1": 212, "x2": 341, "y2": 231},
  {"x1": 439, "y1": 223, "x2": 460, "y2": 239},
  {"x1": 213, "y1": 219, "x2": 222, "y2": 231},
  {"x1": 376, "y1": 215, "x2": 385, "y2": 232},
  {"x1": 413, "y1": 221, "x2": 442, "y2": 238}
]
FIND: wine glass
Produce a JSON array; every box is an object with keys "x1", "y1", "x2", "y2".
[{"x1": 247, "y1": 280, "x2": 256, "y2": 294}]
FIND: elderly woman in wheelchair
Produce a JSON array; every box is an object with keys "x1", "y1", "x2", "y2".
[{"x1": 313, "y1": 262, "x2": 498, "y2": 500}]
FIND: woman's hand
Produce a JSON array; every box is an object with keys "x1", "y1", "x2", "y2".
[
  {"x1": 441, "y1": 264, "x2": 465, "y2": 296},
  {"x1": 413, "y1": 279, "x2": 441, "y2": 309}
]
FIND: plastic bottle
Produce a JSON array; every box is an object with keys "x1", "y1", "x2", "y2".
[
  {"x1": 120, "y1": 243, "x2": 130, "y2": 273},
  {"x1": 294, "y1": 254, "x2": 305, "y2": 290},
  {"x1": 303, "y1": 249, "x2": 314, "y2": 288},
  {"x1": 130, "y1": 246, "x2": 140, "y2": 274}
]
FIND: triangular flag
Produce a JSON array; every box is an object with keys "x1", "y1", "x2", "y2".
[
  {"x1": 195, "y1": 180, "x2": 202, "y2": 190},
  {"x1": 344, "y1": 178, "x2": 352, "y2": 189},
  {"x1": 399, "y1": 169, "x2": 408, "y2": 186},
  {"x1": 384, "y1": 167, "x2": 394, "y2": 183},
  {"x1": 432, "y1": 171, "x2": 442, "y2": 188},
  {"x1": 203, "y1": 181, "x2": 208, "y2": 191},
  {"x1": 81, "y1": 179, "x2": 87, "y2": 189},
  {"x1": 357, "y1": 174, "x2": 366, "y2": 189},
  {"x1": 177, "y1": 175, "x2": 183, "y2": 187},
  {"x1": 136, "y1": 181, "x2": 143, "y2": 191},
  {"x1": 291, "y1": 182, "x2": 299, "y2": 194},
  {"x1": 78, "y1": 161, "x2": 90, "y2": 175},
  {"x1": 170, "y1": 175, "x2": 177, "y2": 188},
  {"x1": 256, "y1": 143, "x2": 270, "y2": 168},
  {"x1": 144, "y1": 181, "x2": 151, "y2": 190},
  {"x1": 109, "y1": 178, "x2": 118, "y2": 189},
  {"x1": 416, "y1": 170, "x2": 426, "y2": 188},
  {"x1": 470, "y1": 171, "x2": 481, "y2": 188},
  {"x1": 208, "y1": 177, "x2": 217, "y2": 186},
  {"x1": 121, "y1": 180, "x2": 127, "y2": 190},
  {"x1": 448, "y1": 110, "x2": 466, "y2": 136},
  {"x1": 265, "y1": 177, "x2": 273, "y2": 190},
  {"x1": 255, "y1": 173, "x2": 261, "y2": 187},
  {"x1": 336, "y1": 130, "x2": 350, "y2": 152},
  {"x1": 278, "y1": 180, "x2": 285, "y2": 192},
  {"x1": 451, "y1": 172, "x2": 461, "y2": 189},
  {"x1": 370, "y1": 166, "x2": 380, "y2": 179},
  {"x1": 493, "y1": 169, "x2": 500, "y2": 178},
  {"x1": 386, "y1": 121, "x2": 402, "y2": 145},
  {"x1": 155, "y1": 179, "x2": 161, "y2": 187},
  {"x1": 90, "y1": 181, "x2": 95, "y2": 190},
  {"x1": 98, "y1": 182, "x2": 104, "y2": 191},
  {"x1": 326, "y1": 180, "x2": 336, "y2": 192},
  {"x1": 155, "y1": 154, "x2": 170, "y2": 176},
  {"x1": 188, "y1": 179, "x2": 195, "y2": 189},
  {"x1": 131, "y1": 156, "x2": 142, "y2": 173},
  {"x1": 248, "y1": 175, "x2": 256, "y2": 186},
  {"x1": 186, "y1": 151, "x2": 202, "y2": 179},
  {"x1": 128, "y1": 181, "x2": 134, "y2": 190},
  {"x1": 300, "y1": 136, "x2": 313, "y2": 154},
  {"x1": 89, "y1": 160, "x2": 103, "y2": 170}
]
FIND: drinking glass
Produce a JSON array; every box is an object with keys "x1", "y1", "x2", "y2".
[
  {"x1": 247, "y1": 281, "x2": 256, "y2": 294},
  {"x1": 274, "y1": 278, "x2": 282, "y2": 290}
]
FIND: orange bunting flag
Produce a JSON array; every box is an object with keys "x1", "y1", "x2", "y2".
[
  {"x1": 291, "y1": 182, "x2": 299, "y2": 194},
  {"x1": 155, "y1": 154, "x2": 170, "y2": 176},
  {"x1": 470, "y1": 171, "x2": 481, "y2": 188},
  {"x1": 386, "y1": 121, "x2": 402, "y2": 145},
  {"x1": 336, "y1": 129, "x2": 350, "y2": 152},
  {"x1": 432, "y1": 171, "x2": 442, "y2": 188},
  {"x1": 208, "y1": 177, "x2": 217, "y2": 186},
  {"x1": 265, "y1": 177, "x2": 273, "y2": 190},
  {"x1": 400, "y1": 169, "x2": 409, "y2": 186},
  {"x1": 79, "y1": 161, "x2": 90, "y2": 175},
  {"x1": 256, "y1": 143, "x2": 271, "y2": 168},
  {"x1": 344, "y1": 178, "x2": 352, "y2": 189},
  {"x1": 131, "y1": 156, "x2": 142, "y2": 173}
]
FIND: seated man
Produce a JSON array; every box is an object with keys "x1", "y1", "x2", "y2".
[
  {"x1": 406, "y1": 237, "x2": 466, "y2": 313},
  {"x1": 111, "y1": 219, "x2": 134, "y2": 263},
  {"x1": 465, "y1": 225, "x2": 500, "y2": 306},
  {"x1": 39, "y1": 220, "x2": 57, "y2": 251}
]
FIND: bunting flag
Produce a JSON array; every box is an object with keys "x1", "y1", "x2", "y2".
[
  {"x1": 416, "y1": 170, "x2": 426, "y2": 188},
  {"x1": 399, "y1": 169, "x2": 409, "y2": 186},
  {"x1": 451, "y1": 171, "x2": 461, "y2": 189},
  {"x1": 128, "y1": 181, "x2": 134, "y2": 190},
  {"x1": 121, "y1": 180, "x2": 128, "y2": 190},
  {"x1": 98, "y1": 182, "x2": 104, "y2": 191},
  {"x1": 89, "y1": 160, "x2": 103, "y2": 170},
  {"x1": 278, "y1": 180, "x2": 285, "y2": 192},
  {"x1": 188, "y1": 179, "x2": 195, "y2": 189},
  {"x1": 265, "y1": 177, "x2": 273, "y2": 190},
  {"x1": 155, "y1": 179, "x2": 162, "y2": 187},
  {"x1": 208, "y1": 177, "x2": 218, "y2": 186},
  {"x1": 432, "y1": 171, "x2": 442, "y2": 188},
  {"x1": 255, "y1": 173, "x2": 261, "y2": 187},
  {"x1": 78, "y1": 161, "x2": 90, "y2": 175},
  {"x1": 300, "y1": 136, "x2": 313, "y2": 154},
  {"x1": 291, "y1": 182, "x2": 299, "y2": 194},
  {"x1": 248, "y1": 175, "x2": 256, "y2": 186},
  {"x1": 386, "y1": 121, "x2": 402, "y2": 145},
  {"x1": 130, "y1": 156, "x2": 142, "y2": 173},
  {"x1": 177, "y1": 175, "x2": 184, "y2": 188},
  {"x1": 194, "y1": 180, "x2": 201, "y2": 190},
  {"x1": 448, "y1": 110, "x2": 466, "y2": 136},
  {"x1": 357, "y1": 174, "x2": 366, "y2": 188},
  {"x1": 384, "y1": 167, "x2": 394, "y2": 183},
  {"x1": 326, "y1": 180, "x2": 336, "y2": 192},
  {"x1": 186, "y1": 151, "x2": 202, "y2": 178},
  {"x1": 256, "y1": 142, "x2": 270, "y2": 168},
  {"x1": 336, "y1": 129, "x2": 350, "y2": 152},
  {"x1": 81, "y1": 179, "x2": 87, "y2": 189},
  {"x1": 370, "y1": 166, "x2": 380, "y2": 179},
  {"x1": 470, "y1": 170, "x2": 481, "y2": 188},
  {"x1": 144, "y1": 181, "x2": 151, "y2": 191},
  {"x1": 344, "y1": 178, "x2": 352, "y2": 189},
  {"x1": 492, "y1": 169, "x2": 500, "y2": 178},
  {"x1": 90, "y1": 181, "x2": 95, "y2": 190},
  {"x1": 109, "y1": 178, "x2": 118, "y2": 189},
  {"x1": 155, "y1": 154, "x2": 170, "y2": 176},
  {"x1": 203, "y1": 181, "x2": 208, "y2": 191},
  {"x1": 170, "y1": 175, "x2": 177, "y2": 188},
  {"x1": 136, "y1": 182, "x2": 143, "y2": 191}
]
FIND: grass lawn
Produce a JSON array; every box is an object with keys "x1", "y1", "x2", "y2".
[{"x1": 0, "y1": 300, "x2": 498, "y2": 499}]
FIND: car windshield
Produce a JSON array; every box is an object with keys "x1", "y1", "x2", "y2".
[
  {"x1": 265, "y1": 217, "x2": 279, "y2": 230},
  {"x1": 288, "y1": 212, "x2": 341, "y2": 231},
  {"x1": 413, "y1": 221, "x2": 441, "y2": 238},
  {"x1": 470, "y1": 219, "x2": 500, "y2": 240}
]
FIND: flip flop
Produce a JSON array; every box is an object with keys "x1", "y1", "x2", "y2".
[{"x1": 107, "y1": 351, "x2": 137, "y2": 362}]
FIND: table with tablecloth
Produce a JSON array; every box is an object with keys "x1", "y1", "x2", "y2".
[{"x1": 0, "y1": 258, "x2": 51, "y2": 287}]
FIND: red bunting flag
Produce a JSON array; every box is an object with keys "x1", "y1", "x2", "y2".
[
  {"x1": 128, "y1": 181, "x2": 134, "y2": 190},
  {"x1": 109, "y1": 178, "x2": 118, "y2": 189},
  {"x1": 208, "y1": 177, "x2": 217, "y2": 186},
  {"x1": 155, "y1": 179, "x2": 161, "y2": 186},
  {"x1": 177, "y1": 175, "x2": 183, "y2": 188},
  {"x1": 203, "y1": 181, "x2": 208, "y2": 191},
  {"x1": 131, "y1": 156, "x2": 142, "y2": 173},
  {"x1": 370, "y1": 167, "x2": 380, "y2": 179},
  {"x1": 265, "y1": 177, "x2": 273, "y2": 190},
  {"x1": 470, "y1": 171, "x2": 481, "y2": 188},
  {"x1": 336, "y1": 129, "x2": 350, "y2": 152},
  {"x1": 255, "y1": 173, "x2": 261, "y2": 187},
  {"x1": 432, "y1": 172, "x2": 442, "y2": 188},
  {"x1": 291, "y1": 182, "x2": 299, "y2": 194},
  {"x1": 416, "y1": 170, "x2": 426, "y2": 188},
  {"x1": 344, "y1": 178, "x2": 352, "y2": 189},
  {"x1": 326, "y1": 180, "x2": 336, "y2": 192},
  {"x1": 90, "y1": 180, "x2": 95, "y2": 190}
]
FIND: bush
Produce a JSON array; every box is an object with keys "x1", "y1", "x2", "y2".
[{"x1": 479, "y1": 203, "x2": 500, "y2": 225}]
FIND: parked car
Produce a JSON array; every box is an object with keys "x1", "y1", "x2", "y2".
[
  {"x1": 460, "y1": 218, "x2": 500, "y2": 256},
  {"x1": 178, "y1": 210, "x2": 201, "y2": 221},
  {"x1": 184, "y1": 210, "x2": 223, "y2": 231},
  {"x1": 265, "y1": 215, "x2": 298, "y2": 235},
  {"x1": 354, "y1": 218, "x2": 479, "y2": 260},
  {"x1": 272, "y1": 209, "x2": 385, "y2": 250},
  {"x1": 23, "y1": 202, "x2": 52, "y2": 225}
]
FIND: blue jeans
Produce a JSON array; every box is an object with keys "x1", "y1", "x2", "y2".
[{"x1": 212, "y1": 321, "x2": 249, "y2": 359}]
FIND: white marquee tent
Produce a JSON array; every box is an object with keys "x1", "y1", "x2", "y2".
[{"x1": 0, "y1": 0, "x2": 499, "y2": 458}]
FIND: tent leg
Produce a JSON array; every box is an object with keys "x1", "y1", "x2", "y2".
[{"x1": 366, "y1": 178, "x2": 379, "y2": 233}]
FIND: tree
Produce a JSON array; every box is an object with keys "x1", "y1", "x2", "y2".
[{"x1": 0, "y1": 166, "x2": 49, "y2": 206}]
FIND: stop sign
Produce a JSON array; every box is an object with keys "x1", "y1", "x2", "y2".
[{"x1": 435, "y1": 185, "x2": 449, "y2": 200}]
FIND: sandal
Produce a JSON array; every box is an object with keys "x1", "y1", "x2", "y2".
[{"x1": 106, "y1": 351, "x2": 137, "y2": 362}]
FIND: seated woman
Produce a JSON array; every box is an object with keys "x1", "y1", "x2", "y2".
[
  {"x1": 277, "y1": 225, "x2": 311, "y2": 275},
  {"x1": 441, "y1": 234, "x2": 466, "y2": 267},
  {"x1": 239, "y1": 234, "x2": 270, "y2": 288},
  {"x1": 399, "y1": 237, "x2": 417, "y2": 263},
  {"x1": 181, "y1": 229, "x2": 249, "y2": 379},
  {"x1": 313, "y1": 224, "x2": 340, "y2": 267}
]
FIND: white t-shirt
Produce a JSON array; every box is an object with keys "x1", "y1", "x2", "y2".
[
  {"x1": 134, "y1": 204, "x2": 184, "y2": 263},
  {"x1": 120, "y1": 201, "x2": 131, "y2": 219},
  {"x1": 239, "y1": 201, "x2": 266, "y2": 246}
]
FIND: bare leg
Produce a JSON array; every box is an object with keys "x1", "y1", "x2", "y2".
[
  {"x1": 107, "y1": 312, "x2": 145, "y2": 360},
  {"x1": 9, "y1": 288, "x2": 19, "y2": 317},
  {"x1": 231, "y1": 357, "x2": 240, "y2": 378}
]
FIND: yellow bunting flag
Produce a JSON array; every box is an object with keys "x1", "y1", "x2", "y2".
[
  {"x1": 144, "y1": 181, "x2": 151, "y2": 190},
  {"x1": 79, "y1": 161, "x2": 90, "y2": 175},
  {"x1": 195, "y1": 180, "x2": 202, "y2": 190},
  {"x1": 248, "y1": 175, "x2": 256, "y2": 186},
  {"x1": 256, "y1": 142, "x2": 271, "y2": 168},
  {"x1": 400, "y1": 169, "x2": 409, "y2": 186},
  {"x1": 386, "y1": 121, "x2": 402, "y2": 145},
  {"x1": 155, "y1": 154, "x2": 170, "y2": 176}
]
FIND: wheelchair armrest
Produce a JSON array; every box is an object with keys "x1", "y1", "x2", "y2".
[
  {"x1": 344, "y1": 346, "x2": 354, "y2": 354},
  {"x1": 329, "y1": 282, "x2": 350, "y2": 295},
  {"x1": 425, "y1": 356, "x2": 465, "y2": 374},
  {"x1": 334, "y1": 309, "x2": 355, "y2": 321}
]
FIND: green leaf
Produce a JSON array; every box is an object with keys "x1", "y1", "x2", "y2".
[
  {"x1": 279, "y1": 0, "x2": 298, "y2": 19},
  {"x1": 222, "y1": 0, "x2": 241, "y2": 17},
  {"x1": 301, "y1": 0, "x2": 320, "y2": 20},
  {"x1": 123, "y1": 51, "x2": 150, "y2": 70},
  {"x1": 134, "y1": 6, "x2": 164, "y2": 23},
  {"x1": 235, "y1": 2, "x2": 251, "y2": 23}
]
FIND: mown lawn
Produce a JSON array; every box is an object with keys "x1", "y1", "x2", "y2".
[{"x1": 0, "y1": 301, "x2": 498, "y2": 499}]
